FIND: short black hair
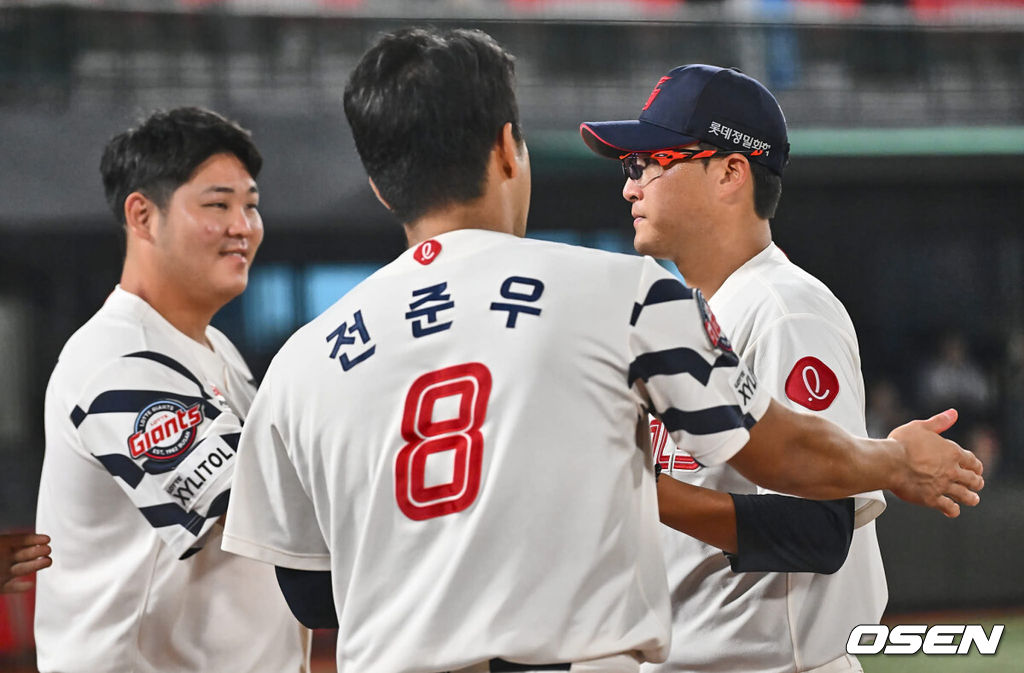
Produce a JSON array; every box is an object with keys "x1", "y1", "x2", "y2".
[
  {"x1": 696, "y1": 142, "x2": 782, "y2": 220},
  {"x1": 749, "y1": 161, "x2": 782, "y2": 220},
  {"x1": 100, "y1": 107, "x2": 262, "y2": 227},
  {"x1": 343, "y1": 27, "x2": 523, "y2": 223}
]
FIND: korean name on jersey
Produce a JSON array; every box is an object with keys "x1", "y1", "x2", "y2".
[{"x1": 223, "y1": 229, "x2": 771, "y2": 673}]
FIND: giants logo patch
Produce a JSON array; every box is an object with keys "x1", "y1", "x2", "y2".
[
  {"x1": 695, "y1": 289, "x2": 733, "y2": 353},
  {"x1": 785, "y1": 357, "x2": 839, "y2": 411},
  {"x1": 128, "y1": 400, "x2": 204, "y2": 460},
  {"x1": 414, "y1": 239, "x2": 442, "y2": 265}
]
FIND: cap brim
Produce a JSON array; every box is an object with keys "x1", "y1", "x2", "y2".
[{"x1": 579, "y1": 120, "x2": 700, "y2": 159}]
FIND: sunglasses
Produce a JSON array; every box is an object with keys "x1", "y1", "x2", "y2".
[{"x1": 620, "y1": 147, "x2": 768, "y2": 186}]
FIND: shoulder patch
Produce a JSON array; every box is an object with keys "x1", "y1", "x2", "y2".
[
  {"x1": 128, "y1": 400, "x2": 204, "y2": 460},
  {"x1": 694, "y1": 289, "x2": 733, "y2": 353},
  {"x1": 785, "y1": 356, "x2": 839, "y2": 411}
]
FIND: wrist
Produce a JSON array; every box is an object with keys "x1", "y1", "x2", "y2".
[{"x1": 878, "y1": 437, "x2": 908, "y2": 493}]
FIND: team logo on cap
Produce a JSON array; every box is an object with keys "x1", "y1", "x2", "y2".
[
  {"x1": 414, "y1": 240, "x2": 442, "y2": 265},
  {"x1": 128, "y1": 400, "x2": 204, "y2": 460},
  {"x1": 642, "y1": 76, "x2": 672, "y2": 111},
  {"x1": 785, "y1": 357, "x2": 839, "y2": 411}
]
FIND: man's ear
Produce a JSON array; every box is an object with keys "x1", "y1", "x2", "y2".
[
  {"x1": 124, "y1": 192, "x2": 158, "y2": 243},
  {"x1": 718, "y1": 154, "x2": 752, "y2": 198},
  {"x1": 494, "y1": 122, "x2": 521, "y2": 180},
  {"x1": 368, "y1": 176, "x2": 393, "y2": 211}
]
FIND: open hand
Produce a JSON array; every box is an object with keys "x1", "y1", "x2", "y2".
[{"x1": 888, "y1": 409, "x2": 984, "y2": 517}]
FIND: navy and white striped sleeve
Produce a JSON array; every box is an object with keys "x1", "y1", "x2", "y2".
[
  {"x1": 72, "y1": 352, "x2": 243, "y2": 559},
  {"x1": 627, "y1": 258, "x2": 771, "y2": 466}
]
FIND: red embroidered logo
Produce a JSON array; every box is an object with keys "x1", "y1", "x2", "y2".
[
  {"x1": 128, "y1": 401, "x2": 204, "y2": 460},
  {"x1": 650, "y1": 418, "x2": 701, "y2": 472},
  {"x1": 414, "y1": 240, "x2": 441, "y2": 265},
  {"x1": 785, "y1": 357, "x2": 840, "y2": 411},
  {"x1": 642, "y1": 76, "x2": 672, "y2": 111},
  {"x1": 695, "y1": 289, "x2": 732, "y2": 352}
]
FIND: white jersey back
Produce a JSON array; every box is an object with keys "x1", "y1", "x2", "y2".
[
  {"x1": 223, "y1": 229, "x2": 771, "y2": 673},
  {"x1": 36, "y1": 287, "x2": 308, "y2": 673},
  {"x1": 645, "y1": 243, "x2": 887, "y2": 673}
]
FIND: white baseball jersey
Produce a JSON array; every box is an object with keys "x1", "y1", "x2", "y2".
[
  {"x1": 222, "y1": 229, "x2": 771, "y2": 673},
  {"x1": 35, "y1": 286, "x2": 308, "y2": 673},
  {"x1": 643, "y1": 243, "x2": 887, "y2": 673}
]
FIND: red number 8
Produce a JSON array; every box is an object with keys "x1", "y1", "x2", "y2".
[{"x1": 395, "y1": 362, "x2": 492, "y2": 521}]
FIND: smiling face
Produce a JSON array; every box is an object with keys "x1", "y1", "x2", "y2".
[{"x1": 148, "y1": 152, "x2": 263, "y2": 310}]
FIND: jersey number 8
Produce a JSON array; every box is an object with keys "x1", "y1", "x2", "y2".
[{"x1": 396, "y1": 362, "x2": 492, "y2": 521}]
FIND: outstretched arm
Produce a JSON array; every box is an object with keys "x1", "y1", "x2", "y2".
[{"x1": 728, "y1": 401, "x2": 983, "y2": 517}]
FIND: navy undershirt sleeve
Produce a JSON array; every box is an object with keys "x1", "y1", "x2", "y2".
[
  {"x1": 275, "y1": 567, "x2": 338, "y2": 629},
  {"x1": 726, "y1": 494, "x2": 855, "y2": 574}
]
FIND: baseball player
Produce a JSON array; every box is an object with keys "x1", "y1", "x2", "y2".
[
  {"x1": 221, "y1": 28, "x2": 982, "y2": 673},
  {"x1": 0, "y1": 532, "x2": 51, "y2": 593},
  {"x1": 580, "y1": 65, "x2": 894, "y2": 672},
  {"x1": 34, "y1": 108, "x2": 308, "y2": 673}
]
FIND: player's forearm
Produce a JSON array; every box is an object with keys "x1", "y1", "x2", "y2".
[
  {"x1": 777, "y1": 421, "x2": 904, "y2": 500},
  {"x1": 729, "y1": 399, "x2": 903, "y2": 500},
  {"x1": 657, "y1": 475, "x2": 738, "y2": 553}
]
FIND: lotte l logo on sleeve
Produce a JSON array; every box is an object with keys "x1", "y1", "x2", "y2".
[{"x1": 784, "y1": 356, "x2": 839, "y2": 411}]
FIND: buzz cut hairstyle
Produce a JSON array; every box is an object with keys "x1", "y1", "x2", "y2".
[
  {"x1": 343, "y1": 27, "x2": 523, "y2": 224},
  {"x1": 100, "y1": 107, "x2": 263, "y2": 227}
]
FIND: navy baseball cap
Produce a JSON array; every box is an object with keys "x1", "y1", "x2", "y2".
[{"x1": 580, "y1": 65, "x2": 790, "y2": 175}]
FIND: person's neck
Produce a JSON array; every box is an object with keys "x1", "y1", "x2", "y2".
[
  {"x1": 120, "y1": 269, "x2": 216, "y2": 348},
  {"x1": 403, "y1": 196, "x2": 514, "y2": 248},
  {"x1": 675, "y1": 218, "x2": 771, "y2": 299}
]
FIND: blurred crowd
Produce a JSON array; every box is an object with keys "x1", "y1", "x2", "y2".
[{"x1": 866, "y1": 327, "x2": 1024, "y2": 483}]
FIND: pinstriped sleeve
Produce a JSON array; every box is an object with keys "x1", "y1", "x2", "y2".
[{"x1": 627, "y1": 258, "x2": 771, "y2": 466}]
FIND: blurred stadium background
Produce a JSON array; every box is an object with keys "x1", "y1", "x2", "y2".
[{"x1": 1, "y1": 0, "x2": 1022, "y2": 670}]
